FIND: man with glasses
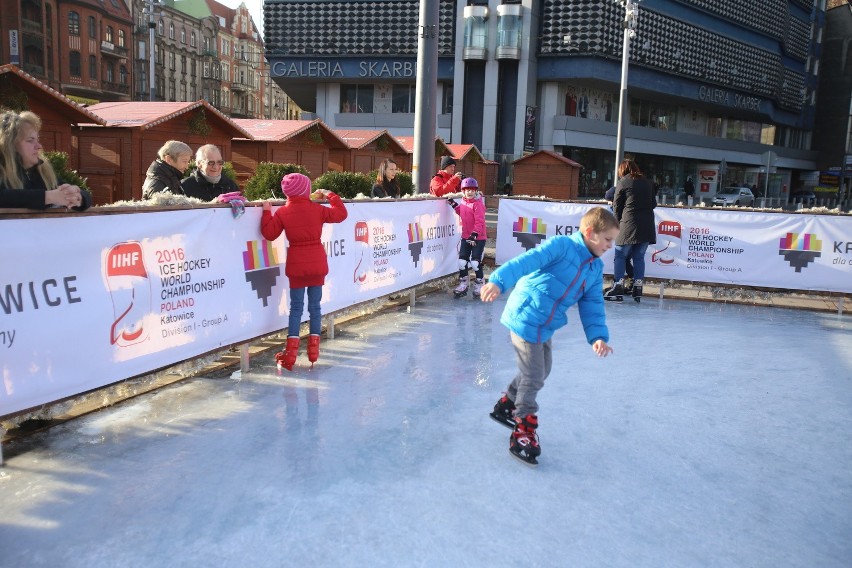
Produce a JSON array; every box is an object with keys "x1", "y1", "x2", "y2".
[{"x1": 180, "y1": 144, "x2": 240, "y2": 200}]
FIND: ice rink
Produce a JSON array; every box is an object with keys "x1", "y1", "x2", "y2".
[{"x1": 2, "y1": 291, "x2": 851, "y2": 567}]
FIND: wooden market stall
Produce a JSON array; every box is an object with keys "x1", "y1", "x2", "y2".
[
  {"x1": 0, "y1": 64, "x2": 105, "y2": 162},
  {"x1": 392, "y1": 136, "x2": 452, "y2": 173},
  {"x1": 230, "y1": 119, "x2": 347, "y2": 183},
  {"x1": 76, "y1": 101, "x2": 251, "y2": 204},
  {"x1": 445, "y1": 144, "x2": 499, "y2": 195},
  {"x1": 511, "y1": 150, "x2": 582, "y2": 200},
  {"x1": 330, "y1": 129, "x2": 407, "y2": 174}
]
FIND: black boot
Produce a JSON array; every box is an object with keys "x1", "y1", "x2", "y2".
[
  {"x1": 604, "y1": 279, "x2": 624, "y2": 302},
  {"x1": 632, "y1": 279, "x2": 644, "y2": 303}
]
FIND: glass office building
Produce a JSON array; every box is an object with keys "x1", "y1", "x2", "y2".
[{"x1": 265, "y1": 0, "x2": 825, "y2": 197}]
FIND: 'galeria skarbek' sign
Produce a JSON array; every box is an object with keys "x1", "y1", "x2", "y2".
[
  {"x1": 698, "y1": 85, "x2": 762, "y2": 112},
  {"x1": 271, "y1": 59, "x2": 416, "y2": 79}
]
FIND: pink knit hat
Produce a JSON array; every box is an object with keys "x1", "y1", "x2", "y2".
[{"x1": 281, "y1": 173, "x2": 311, "y2": 198}]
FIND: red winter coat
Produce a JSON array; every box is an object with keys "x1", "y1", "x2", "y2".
[
  {"x1": 260, "y1": 193, "x2": 348, "y2": 288},
  {"x1": 429, "y1": 170, "x2": 461, "y2": 197}
]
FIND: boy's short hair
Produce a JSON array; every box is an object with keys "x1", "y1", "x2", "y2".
[{"x1": 580, "y1": 207, "x2": 619, "y2": 233}]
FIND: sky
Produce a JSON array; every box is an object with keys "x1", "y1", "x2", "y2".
[{"x1": 218, "y1": 0, "x2": 264, "y2": 37}]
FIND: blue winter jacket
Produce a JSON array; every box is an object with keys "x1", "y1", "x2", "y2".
[{"x1": 488, "y1": 232, "x2": 609, "y2": 345}]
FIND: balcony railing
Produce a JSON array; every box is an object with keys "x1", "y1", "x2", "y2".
[
  {"x1": 101, "y1": 41, "x2": 129, "y2": 58},
  {"x1": 103, "y1": 81, "x2": 130, "y2": 95},
  {"x1": 21, "y1": 18, "x2": 43, "y2": 36}
]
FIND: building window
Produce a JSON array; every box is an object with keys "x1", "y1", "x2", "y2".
[
  {"x1": 106, "y1": 64, "x2": 114, "y2": 83},
  {"x1": 68, "y1": 12, "x2": 80, "y2": 36},
  {"x1": 203, "y1": 62, "x2": 210, "y2": 77},
  {"x1": 181, "y1": 28, "x2": 186, "y2": 44},
  {"x1": 190, "y1": 32, "x2": 196, "y2": 47},
  {"x1": 340, "y1": 84, "x2": 374, "y2": 113},
  {"x1": 88, "y1": 16, "x2": 96, "y2": 39},
  {"x1": 169, "y1": 52, "x2": 175, "y2": 70},
  {"x1": 89, "y1": 55, "x2": 97, "y2": 79},
  {"x1": 69, "y1": 51, "x2": 81, "y2": 76},
  {"x1": 441, "y1": 86, "x2": 453, "y2": 114},
  {"x1": 169, "y1": 23, "x2": 175, "y2": 40},
  {"x1": 105, "y1": 26, "x2": 113, "y2": 43},
  {"x1": 158, "y1": 20, "x2": 164, "y2": 36},
  {"x1": 392, "y1": 84, "x2": 416, "y2": 113},
  {"x1": 120, "y1": 65, "x2": 127, "y2": 85},
  {"x1": 118, "y1": 30, "x2": 126, "y2": 48},
  {"x1": 181, "y1": 56, "x2": 186, "y2": 74}
]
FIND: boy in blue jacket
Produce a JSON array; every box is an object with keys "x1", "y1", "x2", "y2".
[{"x1": 480, "y1": 207, "x2": 618, "y2": 465}]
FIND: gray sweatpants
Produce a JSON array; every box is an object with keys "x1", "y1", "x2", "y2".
[{"x1": 505, "y1": 332, "x2": 553, "y2": 418}]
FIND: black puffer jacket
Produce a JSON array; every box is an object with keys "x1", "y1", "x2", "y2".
[
  {"x1": 0, "y1": 162, "x2": 92, "y2": 210},
  {"x1": 613, "y1": 175, "x2": 657, "y2": 245},
  {"x1": 179, "y1": 170, "x2": 240, "y2": 201},
  {"x1": 142, "y1": 159, "x2": 184, "y2": 199}
]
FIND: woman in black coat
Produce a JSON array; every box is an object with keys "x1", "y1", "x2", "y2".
[
  {"x1": 604, "y1": 159, "x2": 656, "y2": 302},
  {"x1": 371, "y1": 158, "x2": 400, "y2": 198}
]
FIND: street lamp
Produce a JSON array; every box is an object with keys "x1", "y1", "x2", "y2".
[{"x1": 613, "y1": 0, "x2": 641, "y2": 183}]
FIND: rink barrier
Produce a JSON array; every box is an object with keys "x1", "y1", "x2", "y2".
[
  {"x1": 495, "y1": 197, "x2": 851, "y2": 294},
  {"x1": 1, "y1": 200, "x2": 461, "y2": 422}
]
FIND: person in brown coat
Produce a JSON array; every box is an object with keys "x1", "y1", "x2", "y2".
[{"x1": 261, "y1": 173, "x2": 348, "y2": 370}]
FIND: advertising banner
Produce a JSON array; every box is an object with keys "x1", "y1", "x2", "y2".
[
  {"x1": 1, "y1": 201, "x2": 460, "y2": 417},
  {"x1": 496, "y1": 199, "x2": 851, "y2": 293}
]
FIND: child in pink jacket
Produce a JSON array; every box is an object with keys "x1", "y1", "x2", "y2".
[{"x1": 447, "y1": 177, "x2": 487, "y2": 298}]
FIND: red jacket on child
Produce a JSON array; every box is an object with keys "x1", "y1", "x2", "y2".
[{"x1": 260, "y1": 192, "x2": 348, "y2": 288}]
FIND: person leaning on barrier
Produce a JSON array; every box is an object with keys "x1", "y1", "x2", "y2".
[
  {"x1": 142, "y1": 140, "x2": 192, "y2": 199},
  {"x1": 0, "y1": 110, "x2": 92, "y2": 211},
  {"x1": 180, "y1": 144, "x2": 240, "y2": 201},
  {"x1": 371, "y1": 158, "x2": 400, "y2": 198}
]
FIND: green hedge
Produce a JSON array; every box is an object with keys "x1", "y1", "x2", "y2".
[
  {"x1": 45, "y1": 151, "x2": 89, "y2": 190},
  {"x1": 312, "y1": 170, "x2": 372, "y2": 199},
  {"x1": 243, "y1": 162, "x2": 311, "y2": 200}
]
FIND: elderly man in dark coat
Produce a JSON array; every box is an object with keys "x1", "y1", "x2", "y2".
[{"x1": 180, "y1": 144, "x2": 240, "y2": 201}]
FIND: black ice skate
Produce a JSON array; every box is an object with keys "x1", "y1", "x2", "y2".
[
  {"x1": 632, "y1": 279, "x2": 644, "y2": 303},
  {"x1": 453, "y1": 276, "x2": 469, "y2": 298},
  {"x1": 603, "y1": 280, "x2": 624, "y2": 302},
  {"x1": 489, "y1": 394, "x2": 516, "y2": 429},
  {"x1": 509, "y1": 414, "x2": 541, "y2": 466}
]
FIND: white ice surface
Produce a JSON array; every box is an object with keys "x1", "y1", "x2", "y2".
[{"x1": 1, "y1": 292, "x2": 851, "y2": 567}]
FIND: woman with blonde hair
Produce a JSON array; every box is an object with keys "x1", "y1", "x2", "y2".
[{"x1": 0, "y1": 110, "x2": 91, "y2": 210}]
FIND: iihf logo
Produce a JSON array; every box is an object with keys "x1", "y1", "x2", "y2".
[
  {"x1": 779, "y1": 232, "x2": 822, "y2": 272},
  {"x1": 407, "y1": 222, "x2": 424, "y2": 266},
  {"x1": 652, "y1": 220, "x2": 682, "y2": 265},
  {"x1": 512, "y1": 216, "x2": 547, "y2": 250},
  {"x1": 354, "y1": 220, "x2": 370, "y2": 283},
  {"x1": 104, "y1": 241, "x2": 151, "y2": 346},
  {"x1": 243, "y1": 240, "x2": 281, "y2": 306}
]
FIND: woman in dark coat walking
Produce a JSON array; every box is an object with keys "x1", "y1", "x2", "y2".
[{"x1": 604, "y1": 159, "x2": 656, "y2": 302}]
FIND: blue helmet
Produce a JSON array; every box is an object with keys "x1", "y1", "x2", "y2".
[{"x1": 461, "y1": 177, "x2": 479, "y2": 190}]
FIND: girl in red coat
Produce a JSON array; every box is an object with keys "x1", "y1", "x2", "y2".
[{"x1": 261, "y1": 173, "x2": 348, "y2": 370}]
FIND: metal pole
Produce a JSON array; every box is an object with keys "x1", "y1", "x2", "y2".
[
  {"x1": 614, "y1": 1, "x2": 638, "y2": 183},
  {"x1": 763, "y1": 152, "x2": 771, "y2": 208},
  {"x1": 413, "y1": 0, "x2": 439, "y2": 193},
  {"x1": 148, "y1": 0, "x2": 156, "y2": 101}
]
